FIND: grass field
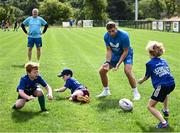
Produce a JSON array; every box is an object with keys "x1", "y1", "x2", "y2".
[{"x1": 0, "y1": 27, "x2": 180, "y2": 132}]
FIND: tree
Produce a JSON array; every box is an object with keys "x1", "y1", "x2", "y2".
[
  {"x1": 139, "y1": 0, "x2": 165, "y2": 19},
  {"x1": 175, "y1": 0, "x2": 180, "y2": 15},
  {"x1": 151, "y1": 0, "x2": 164, "y2": 19},
  {"x1": 83, "y1": 0, "x2": 107, "y2": 20},
  {"x1": 107, "y1": 0, "x2": 134, "y2": 20},
  {"x1": 0, "y1": 6, "x2": 6, "y2": 20},
  {"x1": 164, "y1": 0, "x2": 176, "y2": 18},
  {"x1": 39, "y1": 0, "x2": 72, "y2": 24}
]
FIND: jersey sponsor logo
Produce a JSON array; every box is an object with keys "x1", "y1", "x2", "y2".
[
  {"x1": 153, "y1": 66, "x2": 170, "y2": 77},
  {"x1": 156, "y1": 62, "x2": 165, "y2": 66},
  {"x1": 110, "y1": 42, "x2": 119, "y2": 48},
  {"x1": 73, "y1": 80, "x2": 80, "y2": 85}
]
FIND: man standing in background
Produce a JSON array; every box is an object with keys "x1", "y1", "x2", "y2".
[{"x1": 21, "y1": 8, "x2": 48, "y2": 63}]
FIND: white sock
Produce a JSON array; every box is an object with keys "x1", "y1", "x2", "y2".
[
  {"x1": 133, "y1": 87, "x2": 139, "y2": 94},
  {"x1": 162, "y1": 121, "x2": 167, "y2": 124},
  {"x1": 104, "y1": 87, "x2": 109, "y2": 91},
  {"x1": 163, "y1": 108, "x2": 169, "y2": 112}
]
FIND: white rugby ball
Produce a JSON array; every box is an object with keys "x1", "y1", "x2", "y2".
[{"x1": 119, "y1": 98, "x2": 133, "y2": 111}]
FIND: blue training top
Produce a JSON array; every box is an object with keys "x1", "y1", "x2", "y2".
[
  {"x1": 104, "y1": 29, "x2": 133, "y2": 62},
  {"x1": 64, "y1": 77, "x2": 84, "y2": 94},
  {"x1": 145, "y1": 57, "x2": 175, "y2": 89},
  {"x1": 23, "y1": 16, "x2": 47, "y2": 38},
  {"x1": 17, "y1": 75, "x2": 47, "y2": 92}
]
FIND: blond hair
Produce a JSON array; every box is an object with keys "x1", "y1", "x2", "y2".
[
  {"x1": 25, "y1": 62, "x2": 39, "y2": 73},
  {"x1": 146, "y1": 41, "x2": 165, "y2": 57}
]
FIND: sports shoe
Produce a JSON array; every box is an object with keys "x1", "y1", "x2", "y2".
[
  {"x1": 133, "y1": 92, "x2": 141, "y2": 101},
  {"x1": 162, "y1": 109, "x2": 169, "y2": 117},
  {"x1": 96, "y1": 89, "x2": 111, "y2": 98},
  {"x1": 156, "y1": 121, "x2": 168, "y2": 128},
  {"x1": 40, "y1": 109, "x2": 49, "y2": 113},
  {"x1": 77, "y1": 95, "x2": 90, "y2": 103}
]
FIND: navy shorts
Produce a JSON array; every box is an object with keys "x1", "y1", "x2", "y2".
[
  {"x1": 81, "y1": 88, "x2": 90, "y2": 97},
  {"x1": 110, "y1": 50, "x2": 133, "y2": 67},
  {"x1": 151, "y1": 84, "x2": 175, "y2": 102},
  {"x1": 28, "y1": 37, "x2": 42, "y2": 48},
  {"x1": 72, "y1": 88, "x2": 90, "y2": 102},
  {"x1": 17, "y1": 89, "x2": 36, "y2": 101}
]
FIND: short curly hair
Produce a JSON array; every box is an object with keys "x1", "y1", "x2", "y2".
[
  {"x1": 25, "y1": 62, "x2": 39, "y2": 73},
  {"x1": 106, "y1": 21, "x2": 117, "y2": 30},
  {"x1": 146, "y1": 41, "x2": 165, "y2": 57}
]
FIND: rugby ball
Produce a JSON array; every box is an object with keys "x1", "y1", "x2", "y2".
[{"x1": 119, "y1": 98, "x2": 133, "y2": 111}]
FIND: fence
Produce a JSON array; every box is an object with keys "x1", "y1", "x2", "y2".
[{"x1": 92, "y1": 20, "x2": 180, "y2": 33}]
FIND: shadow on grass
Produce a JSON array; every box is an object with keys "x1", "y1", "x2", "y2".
[
  {"x1": 53, "y1": 95, "x2": 68, "y2": 101},
  {"x1": 11, "y1": 110, "x2": 40, "y2": 123},
  {"x1": 136, "y1": 121, "x2": 174, "y2": 132},
  {"x1": 96, "y1": 98, "x2": 119, "y2": 111},
  {"x1": 54, "y1": 95, "x2": 88, "y2": 105},
  {"x1": 11, "y1": 64, "x2": 24, "y2": 68}
]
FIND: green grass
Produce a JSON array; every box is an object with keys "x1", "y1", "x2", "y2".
[{"x1": 0, "y1": 27, "x2": 180, "y2": 132}]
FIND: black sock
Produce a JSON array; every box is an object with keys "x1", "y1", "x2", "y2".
[
  {"x1": 38, "y1": 95, "x2": 46, "y2": 111},
  {"x1": 12, "y1": 104, "x2": 17, "y2": 109}
]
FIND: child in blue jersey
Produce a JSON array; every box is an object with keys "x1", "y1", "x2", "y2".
[
  {"x1": 12, "y1": 62, "x2": 53, "y2": 112},
  {"x1": 55, "y1": 69, "x2": 90, "y2": 103},
  {"x1": 138, "y1": 41, "x2": 175, "y2": 128}
]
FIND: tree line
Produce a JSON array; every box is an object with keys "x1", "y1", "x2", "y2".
[{"x1": 0, "y1": 0, "x2": 180, "y2": 25}]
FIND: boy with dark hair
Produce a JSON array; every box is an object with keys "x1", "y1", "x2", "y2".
[{"x1": 55, "y1": 68, "x2": 90, "y2": 103}]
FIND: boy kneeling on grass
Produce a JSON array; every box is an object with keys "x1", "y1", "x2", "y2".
[
  {"x1": 12, "y1": 62, "x2": 53, "y2": 113},
  {"x1": 55, "y1": 68, "x2": 90, "y2": 103},
  {"x1": 138, "y1": 41, "x2": 175, "y2": 128}
]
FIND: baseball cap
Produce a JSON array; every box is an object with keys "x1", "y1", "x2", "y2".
[{"x1": 58, "y1": 68, "x2": 73, "y2": 77}]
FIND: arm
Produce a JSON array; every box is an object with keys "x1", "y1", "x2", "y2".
[
  {"x1": 54, "y1": 87, "x2": 67, "y2": 92},
  {"x1": 42, "y1": 24, "x2": 48, "y2": 34},
  {"x1": 21, "y1": 23, "x2": 28, "y2": 34},
  {"x1": 138, "y1": 76, "x2": 149, "y2": 84},
  {"x1": 106, "y1": 46, "x2": 112, "y2": 62},
  {"x1": 102, "y1": 46, "x2": 112, "y2": 70},
  {"x1": 44, "y1": 84, "x2": 53, "y2": 100},
  {"x1": 114, "y1": 48, "x2": 129, "y2": 71},
  {"x1": 18, "y1": 90, "x2": 34, "y2": 100}
]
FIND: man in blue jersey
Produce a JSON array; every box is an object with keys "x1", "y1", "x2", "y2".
[
  {"x1": 21, "y1": 8, "x2": 48, "y2": 63},
  {"x1": 97, "y1": 21, "x2": 141, "y2": 100},
  {"x1": 12, "y1": 62, "x2": 53, "y2": 112},
  {"x1": 138, "y1": 41, "x2": 175, "y2": 128}
]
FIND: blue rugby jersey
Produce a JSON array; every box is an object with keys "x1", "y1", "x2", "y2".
[
  {"x1": 64, "y1": 77, "x2": 84, "y2": 94},
  {"x1": 17, "y1": 75, "x2": 47, "y2": 91},
  {"x1": 104, "y1": 30, "x2": 133, "y2": 62},
  {"x1": 145, "y1": 57, "x2": 175, "y2": 89}
]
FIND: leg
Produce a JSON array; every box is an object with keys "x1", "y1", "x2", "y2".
[
  {"x1": 147, "y1": 99, "x2": 166, "y2": 123},
  {"x1": 97, "y1": 65, "x2": 112, "y2": 97},
  {"x1": 162, "y1": 96, "x2": 169, "y2": 117},
  {"x1": 72, "y1": 90, "x2": 90, "y2": 103},
  {"x1": 99, "y1": 65, "x2": 110, "y2": 87},
  {"x1": 124, "y1": 64, "x2": 140, "y2": 100},
  {"x1": 124, "y1": 64, "x2": 136, "y2": 88},
  {"x1": 28, "y1": 47, "x2": 33, "y2": 62},
  {"x1": 34, "y1": 89, "x2": 46, "y2": 111},
  {"x1": 36, "y1": 47, "x2": 41, "y2": 62},
  {"x1": 163, "y1": 96, "x2": 168, "y2": 111},
  {"x1": 13, "y1": 99, "x2": 26, "y2": 109}
]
